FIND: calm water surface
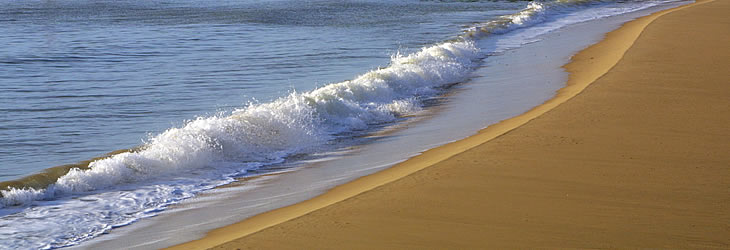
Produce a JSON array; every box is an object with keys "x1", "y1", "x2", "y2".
[{"x1": 0, "y1": 0, "x2": 521, "y2": 181}]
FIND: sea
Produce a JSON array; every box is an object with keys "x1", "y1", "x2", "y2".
[{"x1": 0, "y1": 0, "x2": 689, "y2": 248}]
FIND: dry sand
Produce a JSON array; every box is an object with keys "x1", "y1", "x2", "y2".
[{"x1": 171, "y1": 0, "x2": 730, "y2": 248}]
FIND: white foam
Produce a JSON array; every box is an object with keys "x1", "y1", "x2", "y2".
[
  {"x1": 0, "y1": 39, "x2": 479, "y2": 249},
  {"x1": 472, "y1": 0, "x2": 685, "y2": 53},
  {"x1": 0, "y1": 0, "x2": 688, "y2": 248}
]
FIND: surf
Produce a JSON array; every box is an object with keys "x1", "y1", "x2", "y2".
[{"x1": 0, "y1": 0, "x2": 687, "y2": 248}]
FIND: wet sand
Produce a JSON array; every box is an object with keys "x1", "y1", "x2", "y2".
[{"x1": 172, "y1": 0, "x2": 730, "y2": 248}]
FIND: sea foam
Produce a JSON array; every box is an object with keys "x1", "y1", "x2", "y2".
[
  {"x1": 1, "y1": 40, "x2": 479, "y2": 207},
  {"x1": 0, "y1": 39, "x2": 480, "y2": 249},
  {"x1": 0, "y1": 0, "x2": 685, "y2": 248}
]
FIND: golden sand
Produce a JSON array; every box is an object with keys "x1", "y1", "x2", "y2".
[{"x1": 171, "y1": 0, "x2": 729, "y2": 248}]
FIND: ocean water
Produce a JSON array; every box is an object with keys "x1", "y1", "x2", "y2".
[{"x1": 0, "y1": 0, "x2": 687, "y2": 248}]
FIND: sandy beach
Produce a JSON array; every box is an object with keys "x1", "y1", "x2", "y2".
[{"x1": 172, "y1": 0, "x2": 729, "y2": 248}]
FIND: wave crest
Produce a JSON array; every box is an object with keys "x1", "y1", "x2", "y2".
[{"x1": 0, "y1": 40, "x2": 479, "y2": 208}]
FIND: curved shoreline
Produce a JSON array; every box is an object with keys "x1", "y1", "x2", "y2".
[{"x1": 169, "y1": 1, "x2": 711, "y2": 249}]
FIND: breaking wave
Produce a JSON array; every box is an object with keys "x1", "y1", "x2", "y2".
[
  {"x1": 0, "y1": 0, "x2": 688, "y2": 248},
  {"x1": 1, "y1": 40, "x2": 480, "y2": 207}
]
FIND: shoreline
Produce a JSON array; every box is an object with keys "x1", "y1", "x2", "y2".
[{"x1": 168, "y1": 0, "x2": 721, "y2": 249}]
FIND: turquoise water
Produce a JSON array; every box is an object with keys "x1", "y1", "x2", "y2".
[{"x1": 0, "y1": 0, "x2": 687, "y2": 248}]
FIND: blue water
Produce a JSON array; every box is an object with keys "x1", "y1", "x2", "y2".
[
  {"x1": 0, "y1": 0, "x2": 522, "y2": 181},
  {"x1": 0, "y1": 0, "x2": 687, "y2": 248}
]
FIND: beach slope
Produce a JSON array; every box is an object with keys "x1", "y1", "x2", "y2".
[{"x1": 174, "y1": 0, "x2": 730, "y2": 248}]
